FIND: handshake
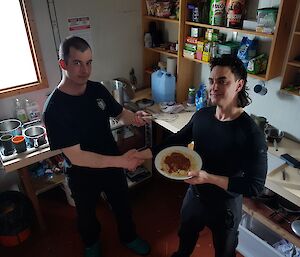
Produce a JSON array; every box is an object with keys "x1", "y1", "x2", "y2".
[{"x1": 121, "y1": 148, "x2": 152, "y2": 171}]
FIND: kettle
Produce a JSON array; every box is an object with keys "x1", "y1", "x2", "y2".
[{"x1": 101, "y1": 78, "x2": 135, "y2": 106}]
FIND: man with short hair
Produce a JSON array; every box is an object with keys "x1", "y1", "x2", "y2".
[
  {"x1": 43, "y1": 36, "x2": 151, "y2": 257},
  {"x1": 164, "y1": 54, "x2": 267, "y2": 257}
]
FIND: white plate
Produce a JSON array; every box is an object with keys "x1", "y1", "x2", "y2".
[{"x1": 155, "y1": 146, "x2": 202, "y2": 180}]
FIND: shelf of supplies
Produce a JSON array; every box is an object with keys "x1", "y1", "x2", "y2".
[
  {"x1": 183, "y1": 56, "x2": 267, "y2": 80},
  {"x1": 287, "y1": 61, "x2": 300, "y2": 68},
  {"x1": 243, "y1": 198, "x2": 300, "y2": 248},
  {"x1": 144, "y1": 47, "x2": 178, "y2": 57},
  {"x1": 144, "y1": 15, "x2": 179, "y2": 24},
  {"x1": 31, "y1": 173, "x2": 65, "y2": 195},
  {"x1": 185, "y1": 21, "x2": 274, "y2": 39}
]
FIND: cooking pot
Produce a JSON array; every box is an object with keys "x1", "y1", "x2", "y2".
[
  {"x1": 255, "y1": 187, "x2": 277, "y2": 203},
  {"x1": 23, "y1": 126, "x2": 46, "y2": 148},
  {"x1": 0, "y1": 119, "x2": 22, "y2": 137},
  {"x1": 101, "y1": 78, "x2": 135, "y2": 106},
  {"x1": 278, "y1": 197, "x2": 300, "y2": 215},
  {"x1": 251, "y1": 115, "x2": 268, "y2": 133},
  {"x1": 265, "y1": 127, "x2": 284, "y2": 151}
]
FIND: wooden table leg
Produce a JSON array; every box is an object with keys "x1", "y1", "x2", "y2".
[{"x1": 19, "y1": 167, "x2": 46, "y2": 231}]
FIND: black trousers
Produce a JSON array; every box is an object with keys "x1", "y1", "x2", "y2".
[
  {"x1": 173, "y1": 186, "x2": 242, "y2": 257},
  {"x1": 66, "y1": 165, "x2": 137, "y2": 247}
]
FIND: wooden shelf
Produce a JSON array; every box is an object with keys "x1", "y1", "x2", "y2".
[
  {"x1": 183, "y1": 56, "x2": 267, "y2": 80},
  {"x1": 287, "y1": 60, "x2": 300, "y2": 67},
  {"x1": 31, "y1": 173, "x2": 65, "y2": 195},
  {"x1": 185, "y1": 21, "x2": 274, "y2": 39},
  {"x1": 145, "y1": 69, "x2": 153, "y2": 75},
  {"x1": 144, "y1": 47, "x2": 178, "y2": 58},
  {"x1": 280, "y1": 88, "x2": 300, "y2": 96},
  {"x1": 144, "y1": 15, "x2": 179, "y2": 24},
  {"x1": 243, "y1": 198, "x2": 300, "y2": 248},
  {"x1": 281, "y1": 0, "x2": 300, "y2": 94}
]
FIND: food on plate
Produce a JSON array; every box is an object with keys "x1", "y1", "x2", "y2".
[{"x1": 161, "y1": 152, "x2": 191, "y2": 176}]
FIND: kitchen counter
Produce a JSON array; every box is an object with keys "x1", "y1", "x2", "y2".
[{"x1": 265, "y1": 138, "x2": 300, "y2": 207}]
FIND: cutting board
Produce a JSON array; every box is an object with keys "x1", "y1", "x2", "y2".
[{"x1": 267, "y1": 152, "x2": 300, "y2": 189}]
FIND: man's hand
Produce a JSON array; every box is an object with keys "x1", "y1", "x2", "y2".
[
  {"x1": 133, "y1": 110, "x2": 151, "y2": 127},
  {"x1": 184, "y1": 170, "x2": 229, "y2": 190},
  {"x1": 184, "y1": 170, "x2": 209, "y2": 185},
  {"x1": 120, "y1": 149, "x2": 145, "y2": 171}
]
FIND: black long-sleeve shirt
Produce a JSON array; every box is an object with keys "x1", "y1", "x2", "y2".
[{"x1": 162, "y1": 106, "x2": 267, "y2": 201}]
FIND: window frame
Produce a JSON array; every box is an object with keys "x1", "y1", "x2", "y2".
[{"x1": 0, "y1": 0, "x2": 49, "y2": 99}]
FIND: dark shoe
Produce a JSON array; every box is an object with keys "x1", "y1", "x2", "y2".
[
  {"x1": 125, "y1": 237, "x2": 151, "y2": 255},
  {"x1": 85, "y1": 242, "x2": 101, "y2": 257}
]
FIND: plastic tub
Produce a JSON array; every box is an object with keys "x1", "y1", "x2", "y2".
[{"x1": 151, "y1": 70, "x2": 176, "y2": 103}]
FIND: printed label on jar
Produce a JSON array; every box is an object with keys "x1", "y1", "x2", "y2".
[{"x1": 209, "y1": 0, "x2": 226, "y2": 26}]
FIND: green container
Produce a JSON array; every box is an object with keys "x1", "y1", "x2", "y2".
[{"x1": 209, "y1": 0, "x2": 226, "y2": 26}]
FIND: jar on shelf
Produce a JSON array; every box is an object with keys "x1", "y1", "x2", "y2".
[
  {"x1": 226, "y1": 0, "x2": 246, "y2": 28},
  {"x1": 187, "y1": 87, "x2": 196, "y2": 106},
  {"x1": 209, "y1": 0, "x2": 226, "y2": 26},
  {"x1": 187, "y1": 4, "x2": 195, "y2": 22}
]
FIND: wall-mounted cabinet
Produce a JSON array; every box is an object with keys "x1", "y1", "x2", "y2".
[
  {"x1": 142, "y1": 0, "x2": 297, "y2": 102},
  {"x1": 281, "y1": 0, "x2": 300, "y2": 96}
]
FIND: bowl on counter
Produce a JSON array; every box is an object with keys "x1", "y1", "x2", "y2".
[
  {"x1": 0, "y1": 119, "x2": 22, "y2": 137},
  {"x1": 23, "y1": 125, "x2": 47, "y2": 148}
]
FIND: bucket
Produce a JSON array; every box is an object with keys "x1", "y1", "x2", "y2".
[
  {"x1": 151, "y1": 70, "x2": 176, "y2": 103},
  {"x1": 0, "y1": 191, "x2": 34, "y2": 247}
]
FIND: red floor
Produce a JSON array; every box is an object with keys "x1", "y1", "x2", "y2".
[{"x1": 0, "y1": 173, "x2": 244, "y2": 257}]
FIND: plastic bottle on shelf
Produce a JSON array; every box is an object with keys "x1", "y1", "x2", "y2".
[
  {"x1": 195, "y1": 84, "x2": 207, "y2": 111},
  {"x1": 144, "y1": 33, "x2": 152, "y2": 48},
  {"x1": 209, "y1": 0, "x2": 226, "y2": 26},
  {"x1": 15, "y1": 99, "x2": 28, "y2": 123},
  {"x1": 187, "y1": 87, "x2": 196, "y2": 106},
  {"x1": 25, "y1": 99, "x2": 41, "y2": 121}
]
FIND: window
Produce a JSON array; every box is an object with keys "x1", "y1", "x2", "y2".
[{"x1": 0, "y1": 0, "x2": 48, "y2": 98}]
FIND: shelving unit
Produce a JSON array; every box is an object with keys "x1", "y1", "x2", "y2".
[
  {"x1": 281, "y1": 0, "x2": 300, "y2": 96},
  {"x1": 31, "y1": 173, "x2": 65, "y2": 195},
  {"x1": 145, "y1": 47, "x2": 178, "y2": 58},
  {"x1": 142, "y1": 0, "x2": 297, "y2": 102},
  {"x1": 141, "y1": 1, "x2": 180, "y2": 88},
  {"x1": 185, "y1": 21, "x2": 275, "y2": 39}
]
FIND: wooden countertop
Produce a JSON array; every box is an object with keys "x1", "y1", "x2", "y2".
[
  {"x1": 265, "y1": 138, "x2": 300, "y2": 207},
  {"x1": 1, "y1": 147, "x2": 61, "y2": 173}
]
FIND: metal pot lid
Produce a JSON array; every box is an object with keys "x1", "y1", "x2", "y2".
[
  {"x1": 291, "y1": 220, "x2": 300, "y2": 237},
  {"x1": 23, "y1": 125, "x2": 46, "y2": 138},
  {"x1": 0, "y1": 119, "x2": 22, "y2": 133}
]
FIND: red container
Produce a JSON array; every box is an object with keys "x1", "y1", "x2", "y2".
[
  {"x1": 226, "y1": 0, "x2": 246, "y2": 28},
  {"x1": 0, "y1": 228, "x2": 31, "y2": 247}
]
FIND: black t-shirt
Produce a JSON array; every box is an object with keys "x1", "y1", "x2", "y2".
[
  {"x1": 163, "y1": 106, "x2": 268, "y2": 200},
  {"x1": 43, "y1": 80, "x2": 123, "y2": 156}
]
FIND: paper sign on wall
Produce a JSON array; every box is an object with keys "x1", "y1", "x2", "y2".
[{"x1": 68, "y1": 16, "x2": 93, "y2": 47}]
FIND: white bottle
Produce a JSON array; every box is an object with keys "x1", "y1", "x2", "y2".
[
  {"x1": 25, "y1": 99, "x2": 41, "y2": 121},
  {"x1": 15, "y1": 99, "x2": 28, "y2": 123},
  {"x1": 144, "y1": 33, "x2": 152, "y2": 48}
]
